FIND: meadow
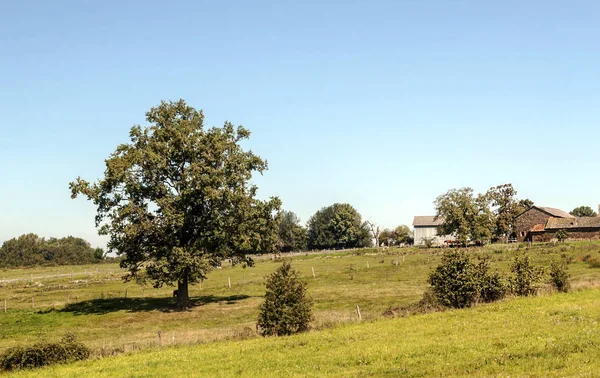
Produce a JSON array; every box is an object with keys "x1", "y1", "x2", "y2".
[{"x1": 2, "y1": 242, "x2": 600, "y2": 376}]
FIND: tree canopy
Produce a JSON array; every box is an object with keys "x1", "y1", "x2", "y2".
[
  {"x1": 379, "y1": 225, "x2": 413, "y2": 246},
  {"x1": 0, "y1": 234, "x2": 104, "y2": 268},
  {"x1": 70, "y1": 99, "x2": 281, "y2": 308},
  {"x1": 435, "y1": 184, "x2": 532, "y2": 245},
  {"x1": 277, "y1": 211, "x2": 307, "y2": 252},
  {"x1": 307, "y1": 203, "x2": 372, "y2": 250},
  {"x1": 486, "y1": 184, "x2": 532, "y2": 240},
  {"x1": 570, "y1": 206, "x2": 597, "y2": 217}
]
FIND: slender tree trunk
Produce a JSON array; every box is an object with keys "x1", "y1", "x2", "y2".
[{"x1": 177, "y1": 272, "x2": 190, "y2": 309}]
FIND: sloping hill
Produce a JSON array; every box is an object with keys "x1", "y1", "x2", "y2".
[{"x1": 12, "y1": 288, "x2": 600, "y2": 377}]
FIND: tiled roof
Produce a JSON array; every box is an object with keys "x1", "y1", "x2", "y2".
[
  {"x1": 546, "y1": 217, "x2": 600, "y2": 230},
  {"x1": 413, "y1": 216, "x2": 444, "y2": 227},
  {"x1": 538, "y1": 207, "x2": 575, "y2": 219},
  {"x1": 530, "y1": 224, "x2": 546, "y2": 232}
]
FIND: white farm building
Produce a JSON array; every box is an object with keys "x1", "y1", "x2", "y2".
[{"x1": 412, "y1": 216, "x2": 455, "y2": 246}]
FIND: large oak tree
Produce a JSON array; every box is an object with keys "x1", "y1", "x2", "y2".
[{"x1": 70, "y1": 100, "x2": 281, "y2": 308}]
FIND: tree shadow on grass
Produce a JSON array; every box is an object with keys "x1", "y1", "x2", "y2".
[{"x1": 57, "y1": 294, "x2": 251, "y2": 315}]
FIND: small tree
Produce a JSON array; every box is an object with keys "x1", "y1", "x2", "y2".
[
  {"x1": 257, "y1": 261, "x2": 313, "y2": 336},
  {"x1": 556, "y1": 230, "x2": 569, "y2": 243},
  {"x1": 549, "y1": 260, "x2": 570, "y2": 293},
  {"x1": 508, "y1": 255, "x2": 545, "y2": 296}
]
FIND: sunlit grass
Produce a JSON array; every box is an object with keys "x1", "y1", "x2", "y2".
[
  {"x1": 10, "y1": 288, "x2": 600, "y2": 377},
  {"x1": 1, "y1": 241, "x2": 600, "y2": 361}
]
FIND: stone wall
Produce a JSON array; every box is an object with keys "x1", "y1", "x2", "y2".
[{"x1": 515, "y1": 208, "x2": 552, "y2": 242}]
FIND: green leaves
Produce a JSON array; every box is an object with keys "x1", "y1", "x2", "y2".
[
  {"x1": 257, "y1": 261, "x2": 313, "y2": 336},
  {"x1": 277, "y1": 211, "x2": 307, "y2": 252},
  {"x1": 570, "y1": 206, "x2": 597, "y2": 217},
  {"x1": 70, "y1": 99, "x2": 281, "y2": 307},
  {"x1": 434, "y1": 184, "x2": 531, "y2": 245},
  {"x1": 307, "y1": 203, "x2": 372, "y2": 250},
  {"x1": 428, "y1": 251, "x2": 506, "y2": 308}
]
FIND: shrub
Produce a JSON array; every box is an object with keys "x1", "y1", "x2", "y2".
[
  {"x1": 586, "y1": 257, "x2": 600, "y2": 269},
  {"x1": 428, "y1": 251, "x2": 506, "y2": 309},
  {"x1": 508, "y1": 255, "x2": 545, "y2": 296},
  {"x1": 0, "y1": 334, "x2": 90, "y2": 371},
  {"x1": 421, "y1": 237, "x2": 435, "y2": 248},
  {"x1": 549, "y1": 260, "x2": 570, "y2": 292},
  {"x1": 556, "y1": 230, "x2": 569, "y2": 243},
  {"x1": 257, "y1": 260, "x2": 313, "y2": 336},
  {"x1": 474, "y1": 259, "x2": 507, "y2": 302}
]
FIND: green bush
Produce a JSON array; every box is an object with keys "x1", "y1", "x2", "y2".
[
  {"x1": 508, "y1": 255, "x2": 545, "y2": 296},
  {"x1": 556, "y1": 230, "x2": 569, "y2": 243},
  {"x1": 474, "y1": 259, "x2": 507, "y2": 302},
  {"x1": 549, "y1": 260, "x2": 570, "y2": 292},
  {"x1": 257, "y1": 260, "x2": 313, "y2": 336},
  {"x1": 428, "y1": 251, "x2": 506, "y2": 309},
  {"x1": 0, "y1": 334, "x2": 90, "y2": 371}
]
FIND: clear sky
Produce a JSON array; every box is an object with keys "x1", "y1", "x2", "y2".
[{"x1": 1, "y1": 1, "x2": 599, "y2": 248}]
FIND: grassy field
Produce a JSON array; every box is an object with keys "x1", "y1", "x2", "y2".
[
  {"x1": 1, "y1": 241, "x2": 600, "y2": 370},
  {"x1": 9, "y1": 287, "x2": 600, "y2": 377}
]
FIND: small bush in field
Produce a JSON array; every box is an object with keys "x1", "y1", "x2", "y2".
[
  {"x1": 474, "y1": 258, "x2": 507, "y2": 302},
  {"x1": 428, "y1": 251, "x2": 506, "y2": 309},
  {"x1": 549, "y1": 260, "x2": 570, "y2": 292},
  {"x1": 556, "y1": 230, "x2": 569, "y2": 243},
  {"x1": 508, "y1": 255, "x2": 545, "y2": 296},
  {"x1": 586, "y1": 257, "x2": 600, "y2": 268},
  {"x1": 0, "y1": 334, "x2": 90, "y2": 371},
  {"x1": 257, "y1": 260, "x2": 313, "y2": 336}
]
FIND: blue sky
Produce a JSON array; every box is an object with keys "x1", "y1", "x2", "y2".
[{"x1": 1, "y1": 1, "x2": 599, "y2": 248}]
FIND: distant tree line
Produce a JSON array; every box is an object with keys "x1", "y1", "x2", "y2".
[
  {"x1": 276, "y1": 203, "x2": 413, "y2": 252},
  {"x1": 0, "y1": 234, "x2": 106, "y2": 268}
]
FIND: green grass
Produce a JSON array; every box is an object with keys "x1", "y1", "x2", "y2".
[
  {"x1": 9, "y1": 288, "x2": 600, "y2": 377},
  {"x1": 2, "y1": 241, "x2": 600, "y2": 367}
]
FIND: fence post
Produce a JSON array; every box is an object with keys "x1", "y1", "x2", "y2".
[
  {"x1": 367, "y1": 261, "x2": 370, "y2": 269},
  {"x1": 125, "y1": 289, "x2": 128, "y2": 298},
  {"x1": 158, "y1": 330, "x2": 162, "y2": 346},
  {"x1": 31, "y1": 297, "x2": 35, "y2": 309},
  {"x1": 228, "y1": 277, "x2": 231, "y2": 288},
  {"x1": 356, "y1": 304, "x2": 362, "y2": 321},
  {"x1": 312, "y1": 267, "x2": 316, "y2": 277}
]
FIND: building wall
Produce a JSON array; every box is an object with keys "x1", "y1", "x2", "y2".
[
  {"x1": 532, "y1": 229, "x2": 600, "y2": 242},
  {"x1": 413, "y1": 226, "x2": 454, "y2": 246},
  {"x1": 515, "y1": 208, "x2": 552, "y2": 242}
]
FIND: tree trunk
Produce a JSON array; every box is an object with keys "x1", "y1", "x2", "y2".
[{"x1": 177, "y1": 273, "x2": 190, "y2": 309}]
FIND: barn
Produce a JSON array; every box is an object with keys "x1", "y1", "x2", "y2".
[
  {"x1": 529, "y1": 217, "x2": 600, "y2": 242},
  {"x1": 514, "y1": 206, "x2": 574, "y2": 242},
  {"x1": 412, "y1": 216, "x2": 455, "y2": 246}
]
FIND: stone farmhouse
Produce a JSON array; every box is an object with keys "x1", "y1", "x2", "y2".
[
  {"x1": 412, "y1": 216, "x2": 455, "y2": 246},
  {"x1": 515, "y1": 206, "x2": 600, "y2": 242}
]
